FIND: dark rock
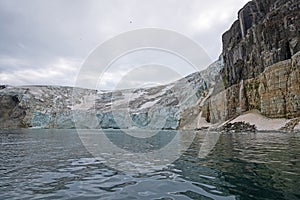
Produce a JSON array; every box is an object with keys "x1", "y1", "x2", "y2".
[
  {"x1": 221, "y1": 122, "x2": 257, "y2": 133},
  {"x1": 0, "y1": 95, "x2": 27, "y2": 128},
  {"x1": 280, "y1": 118, "x2": 300, "y2": 132},
  {"x1": 195, "y1": 127, "x2": 209, "y2": 131},
  {"x1": 222, "y1": 0, "x2": 300, "y2": 88},
  {"x1": 203, "y1": 0, "x2": 300, "y2": 124}
]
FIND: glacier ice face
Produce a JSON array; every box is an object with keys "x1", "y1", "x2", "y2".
[{"x1": 0, "y1": 59, "x2": 223, "y2": 130}]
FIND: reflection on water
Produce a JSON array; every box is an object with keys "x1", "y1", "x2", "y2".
[{"x1": 0, "y1": 129, "x2": 299, "y2": 200}]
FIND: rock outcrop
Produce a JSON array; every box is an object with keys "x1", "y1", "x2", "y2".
[
  {"x1": 222, "y1": 0, "x2": 300, "y2": 88},
  {"x1": 220, "y1": 122, "x2": 256, "y2": 133},
  {"x1": 202, "y1": 51, "x2": 300, "y2": 123},
  {"x1": 201, "y1": 0, "x2": 300, "y2": 124}
]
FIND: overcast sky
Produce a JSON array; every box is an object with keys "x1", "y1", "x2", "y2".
[{"x1": 0, "y1": 0, "x2": 249, "y2": 90}]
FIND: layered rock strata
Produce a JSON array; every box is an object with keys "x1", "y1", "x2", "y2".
[
  {"x1": 202, "y1": 0, "x2": 300, "y2": 124},
  {"x1": 222, "y1": 0, "x2": 300, "y2": 88},
  {"x1": 202, "y1": 52, "x2": 300, "y2": 123}
]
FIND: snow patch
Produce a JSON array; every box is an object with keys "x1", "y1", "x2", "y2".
[
  {"x1": 295, "y1": 122, "x2": 300, "y2": 131},
  {"x1": 140, "y1": 99, "x2": 160, "y2": 109},
  {"x1": 71, "y1": 94, "x2": 95, "y2": 110},
  {"x1": 29, "y1": 88, "x2": 44, "y2": 98},
  {"x1": 231, "y1": 110, "x2": 290, "y2": 131}
]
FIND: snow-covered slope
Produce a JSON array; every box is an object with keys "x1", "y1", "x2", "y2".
[{"x1": 0, "y1": 59, "x2": 223, "y2": 129}]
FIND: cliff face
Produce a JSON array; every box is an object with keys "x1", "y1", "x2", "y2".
[
  {"x1": 201, "y1": 0, "x2": 300, "y2": 124},
  {"x1": 0, "y1": 60, "x2": 222, "y2": 129},
  {"x1": 203, "y1": 52, "x2": 300, "y2": 123},
  {"x1": 222, "y1": 0, "x2": 300, "y2": 88}
]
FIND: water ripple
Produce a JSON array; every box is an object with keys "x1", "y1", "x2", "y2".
[{"x1": 0, "y1": 130, "x2": 299, "y2": 199}]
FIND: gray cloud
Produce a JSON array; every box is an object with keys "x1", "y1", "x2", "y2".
[{"x1": 0, "y1": 0, "x2": 249, "y2": 89}]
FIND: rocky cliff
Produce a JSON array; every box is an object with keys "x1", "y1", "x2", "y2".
[
  {"x1": 222, "y1": 0, "x2": 300, "y2": 88},
  {"x1": 202, "y1": 52, "x2": 300, "y2": 123},
  {"x1": 201, "y1": 0, "x2": 300, "y2": 125}
]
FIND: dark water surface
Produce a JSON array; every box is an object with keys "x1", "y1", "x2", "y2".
[{"x1": 0, "y1": 130, "x2": 299, "y2": 200}]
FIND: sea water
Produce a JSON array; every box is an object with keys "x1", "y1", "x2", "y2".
[{"x1": 0, "y1": 129, "x2": 299, "y2": 200}]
